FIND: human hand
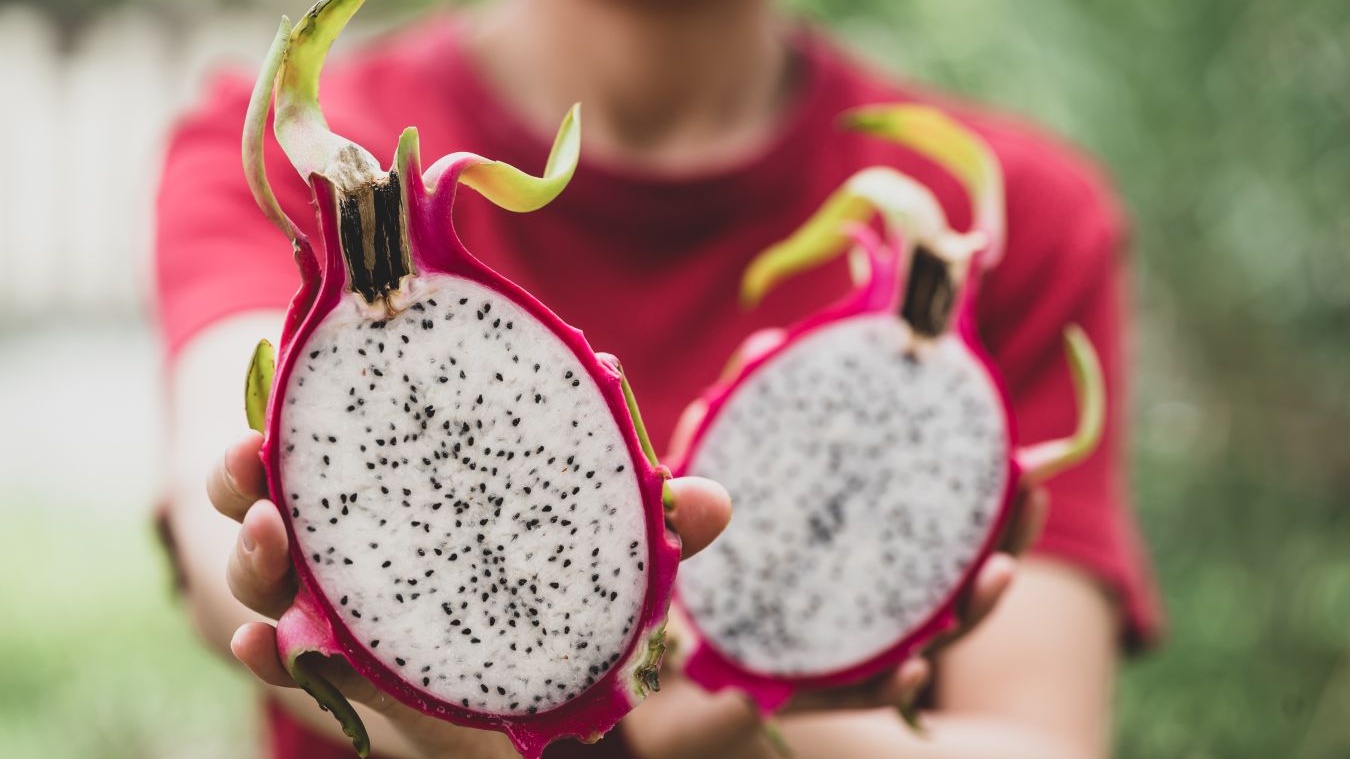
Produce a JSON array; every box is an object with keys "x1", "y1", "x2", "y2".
[
  {"x1": 643, "y1": 484, "x2": 1046, "y2": 728},
  {"x1": 208, "y1": 431, "x2": 732, "y2": 759},
  {"x1": 662, "y1": 336, "x2": 1051, "y2": 719},
  {"x1": 776, "y1": 483, "x2": 1049, "y2": 716}
]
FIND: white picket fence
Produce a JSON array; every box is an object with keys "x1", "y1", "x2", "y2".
[{"x1": 0, "y1": 4, "x2": 399, "y2": 324}]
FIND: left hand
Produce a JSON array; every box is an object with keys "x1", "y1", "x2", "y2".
[{"x1": 212, "y1": 432, "x2": 732, "y2": 759}]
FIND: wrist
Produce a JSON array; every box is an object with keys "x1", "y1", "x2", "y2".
[{"x1": 624, "y1": 680, "x2": 768, "y2": 759}]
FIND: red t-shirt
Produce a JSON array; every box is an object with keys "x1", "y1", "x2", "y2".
[{"x1": 156, "y1": 16, "x2": 1160, "y2": 759}]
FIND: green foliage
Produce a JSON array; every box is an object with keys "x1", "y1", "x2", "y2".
[
  {"x1": 0, "y1": 507, "x2": 253, "y2": 758},
  {"x1": 785, "y1": 0, "x2": 1350, "y2": 756}
]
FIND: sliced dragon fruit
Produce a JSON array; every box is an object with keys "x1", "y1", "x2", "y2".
[
  {"x1": 672, "y1": 105, "x2": 1106, "y2": 712},
  {"x1": 238, "y1": 2, "x2": 680, "y2": 756}
]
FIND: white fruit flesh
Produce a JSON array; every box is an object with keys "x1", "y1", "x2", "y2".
[
  {"x1": 680, "y1": 315, "x2": 1008, "y2": 676},
  {"x1": 279, "y1": 274, "x2": 649, "y2": 715}
]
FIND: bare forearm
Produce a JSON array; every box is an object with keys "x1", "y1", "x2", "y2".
[
  {"x1": 623, "y1": 680, "x2": 767, "y2": 759},
  {"x1": 755, "y1": 711, "x2": 1090, "y2": 759},
  {"x1": 168, "y1": 315, "x2": 424, "y2": 758},
  {"x1": 628, "y1": 692, "x2": 1091, "y2": 759},
  {"x1": 630, "y1": 561, "x2": 1116, "y2": 759}
]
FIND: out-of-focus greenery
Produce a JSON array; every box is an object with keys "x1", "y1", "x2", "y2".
[
  {"x1": 798, "y1": 3, "x2": 1350, "y2": 755},
  {"x1": 0, "y1": 509, "x2": 252, "y2": 758},
  {"x1": 2, "y1": 0, "x2": 1346, "y2": 757}
]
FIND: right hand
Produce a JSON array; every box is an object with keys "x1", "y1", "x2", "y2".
[
  {"x1": 660, "y1": 341, "x2": 1051, "y2": 719},
  {"x1": 209, "y1": 432, "x2": 518, "y2": 759}
]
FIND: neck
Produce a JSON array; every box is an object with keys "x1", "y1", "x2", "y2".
[{"x1": 468, "y1": 0, "x2": 796, "y2": 174}]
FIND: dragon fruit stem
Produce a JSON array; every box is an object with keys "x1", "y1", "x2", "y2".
[
  {"x1": 900, "y1": 243, "x2": 964, "y2": 340},
  {"x1": 335, "y1": 170, "x2": 413, "y2": 307},
  {"x1": 277, "y1": 587, "x2": 370, "y2": 757},
  {"x1": 287, "y1": 651, "x2": 370, "y2": 757}
]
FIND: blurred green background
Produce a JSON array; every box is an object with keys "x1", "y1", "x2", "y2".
[{"x1": 1, "y1": 0, "x2": 1346, "y2": 757}]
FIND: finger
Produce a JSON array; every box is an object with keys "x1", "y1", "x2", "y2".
[
  {"x1": 227, "y1": 500, "x2": 297, "y2": 618},
  {"x1": 1002, "y1": 486, "x2": 1049, "y2": 556},
  {"x1": 665, "y1": 477, "x2": 732, "y2": 559},
  {"x1": 208, "y1": 432, "x2": 268, "y2": 522},
  {"x1": 231, "y1": 622, "x2": 296, "y2": 688},
  {"x1": 722, "y1": 328, "x2": 787, "y2": 379},
  {"x1": 960, "y1": 552, "x2": 1018, "y2": 629},
  {"x1": 783, "y1": 677, "x2": 887, "y2": 713},
  {"x1": 875, "y1": 656, "x2": 932, "y2": 708},
  {"x1": 232, "y1": 623, "x2": 398, "y2": 717}
]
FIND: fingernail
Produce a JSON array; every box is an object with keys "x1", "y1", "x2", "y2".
[
  {"x1": 222, "y1": 453, "x2": 243, "y2": 497},
  {"x1": 241, "y1": 524, "x2": 257, "y2": 554}
]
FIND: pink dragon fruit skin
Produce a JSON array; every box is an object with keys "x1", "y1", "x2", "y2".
[
  {"x1": 238, "y1": 2, "x2": 680, "y2": 757},
  {"x1": 670, "y1": 106, "x2": 1105, "y2": 713}
]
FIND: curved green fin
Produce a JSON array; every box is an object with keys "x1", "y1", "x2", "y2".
[
  {"x1": 1016, "y1": 325, "x2": 1106, "y2": 485},
  {"x1": 245, "y1": 339, "x2": 275, "y2": 434},
  {"x1": 661, "y1": 481, "x2": 677, "y2": 514},
  {"x1": 898, "y1": 690, "x2": 926, "y2": 733},
  {"x1": 394, "y1": 126, "x2": 421, "y2": 180},
  {"x1": 843, "y1": 105, "x2": 1004, "y2": 245},
  {"x1": 274, "y1": 0, "x2": 381, "y2": 190},
  {"x1": 632, "y1": 625, "x2": 667, "y2": 698},
  {"x1": 288, "y1": 653, "x2": 370, "y2": 757},
  {"x1": 460, "y1": 104, "x2": 582, "y2": 212},
  {"x1": 741, "y1": 167, "x2": 960, "y2": 307},
  {"x1": 244, "y1": 18, "x2": 301, "y2": 242},
  {"x1": 762, "y1": 718, "x2": 793, "y2": 757},
  {"x1": 618, "y1": 366, "x2": 660, "y2": 470},
  {"x1": 741, "y1": 186, "x2": 872, "y2": 307},
  {"x1": 279, "y1": 0, "x2": 362, "y2": 116}
]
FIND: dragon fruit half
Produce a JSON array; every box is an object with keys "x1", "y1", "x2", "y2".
[
  {"x1": 238, "y1": 2, "x2": 680, "y2": 755},
  {"x1": 672, "y1": 105, "x2": 1106, "y2": 712}
]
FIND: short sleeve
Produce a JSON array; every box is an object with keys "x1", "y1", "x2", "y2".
[
  {"x1": 153, "y1": 73, "x2": 310, "y2": 363},
  {"x1": 976, "y1": 136, "x2": 1163, "y2": 649}
]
